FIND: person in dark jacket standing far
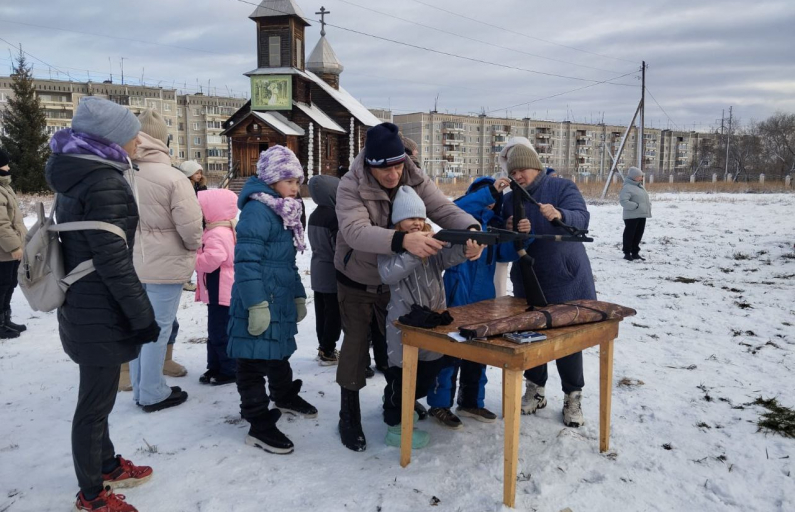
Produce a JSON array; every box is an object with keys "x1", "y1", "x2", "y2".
[
  {"x1": 334, "y1": 123, "x2": 480, "y2": 452},
  {"x1": 619, "y1": 166, "x2": 651, "y2": 261},
  {"x1": 307, "y1": 174, "x2": 342, "y2": 365},
  {"x1": 46, "y1": 97, "x2": 160, "y2": 512},
  {"x1": 0, "y1": 147, "x2": 27, "y2": 338},
  {"x1": 502, "y1": 142, "x2": 595, "y2": 428}
]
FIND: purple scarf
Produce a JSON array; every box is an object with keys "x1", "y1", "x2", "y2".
[
  {"x1": 50, "y1": 129, "x2": 130, "y2": 163},
  {"x1": 250, "y1": 192, "x2": 306, "y2": 252}
]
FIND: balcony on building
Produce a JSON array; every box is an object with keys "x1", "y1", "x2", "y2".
[
  {"x1": 442, "y1": 133, "x2": 464, "y2": 145},
  {"x1": 44, "y1": 109, "x2": 73, "y2": 120},
  {"x1": 492, "y1": 125, "x2": 509, "y2": 135},
  {"x1": 38, "y1": 93, "x2": 73, "y2": 109},
  {"x1": 442, "y1": 122, "x2": 464, "y2": 133},
  {"x1": 442, "y1": 145, "x2": 463, "y2": 156}
]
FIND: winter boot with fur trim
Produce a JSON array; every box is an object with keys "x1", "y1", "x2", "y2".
[{"x1": 521, "y1": 381, "x2": 547, "y2": 415}]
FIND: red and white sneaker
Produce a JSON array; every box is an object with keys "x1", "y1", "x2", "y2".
[
  {"x1": 74, "y1": 486, "x2": 137, "y2": 512},
  {"x1": 102, "y1": 456, "x2": 153, "y2": 489}
]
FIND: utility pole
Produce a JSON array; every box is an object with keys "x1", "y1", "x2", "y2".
[
  {"x1": 638, "y1": 61, "x2": 646, "y2": 171},
  {"x1": 724, "y1": 106, "x2": 732, "y2": 180},
  {"x1": 120, "y1": 57, "x2": 127, "y2": 85}
]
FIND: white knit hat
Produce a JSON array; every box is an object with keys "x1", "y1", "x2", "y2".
[
  {"x1": 179, "y1": 160, "x2": 203, "y2": 178},
  {"x1": 391, "y1": 186, "x2": 426, "y2": 225}
]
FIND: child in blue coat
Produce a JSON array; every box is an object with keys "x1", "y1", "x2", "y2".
[
  {"x1": 427, "y1": 176, "x2": 512, "y2": 429},
  {"x1": 228, "y1": 145, "x2": 316, "y2": 455}
]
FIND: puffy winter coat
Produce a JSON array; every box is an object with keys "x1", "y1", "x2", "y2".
[
  {"x1": 378, "y1": 244, "x2": 467, "y2": 367},
  {"x1": 502, "y1": 173, "x2": 596, "y2": 303},
  {"x1": 335, "y1": 151, "x2": 478, "y2": 286},
  {"x1": 227, "y1": 177, "x2": 307, "y2": 361},
  {"x1": 308, "y1": 175, "x2": 339, "y2": 294},
  {"x1": 45, "y1": 153, "x2": 155, "y2": 366},
  {"x1": 131, "y1": 132, "x2": 202, "y2": 283},
  {"x1": 195, "y1": 189, "x2": 237, "y2": 307},
  {"x1": 444, "y1": 176, "x2": 513, "y2": 307},
  {"x1": 0, "y1": 176, "x2": 27, "y2": 262},
  {"x1": 619, "y1": 176, "x2": 652, "y2": 219}
]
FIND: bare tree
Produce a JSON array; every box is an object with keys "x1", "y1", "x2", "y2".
[{"x1": 758, "y1": 113, "x2": 795, "y2": 180}]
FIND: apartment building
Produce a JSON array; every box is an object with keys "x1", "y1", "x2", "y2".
[
  {"x1": 395, "y1": 111, "x2": 716, "y2": 178},
  {"x1": 177, "y1": 94, "x2": 247, "y2": 174},
  {"x1": 368, "y1": 108, "x2": 393, "y2": 124},
  {"x1": 0, "y1": 77, "x2": 245, "y2": 173}
]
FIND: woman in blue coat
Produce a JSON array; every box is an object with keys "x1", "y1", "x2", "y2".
[
  {"x1": 501, "y1": 144, "x2": 595, "y2": 428},
  {"x1": 228, "y1": 145, "x2": 315, "y2": 455},
  {"x1": 426, "y1": 176, "x2": 513, "y2": 429}
]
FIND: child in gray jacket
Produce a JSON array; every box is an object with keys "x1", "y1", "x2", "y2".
[{"x1": 377, "y1": 186, "x2": 479, "y2": 449}]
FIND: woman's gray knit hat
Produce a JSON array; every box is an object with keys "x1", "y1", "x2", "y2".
[
  {"x1": 627, "y1": 166, "x2": 644, "y2": 179},
  {"x1": 72, "y1": 96, "x2": 141, "y2": 146},
  {"x1": 392, "y1": 186, "x2": 426, "y2": 224}
]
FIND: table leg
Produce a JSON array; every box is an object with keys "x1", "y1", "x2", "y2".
[
  {"x1": 503, "y1": 369, "x2": 522, "y2": 508},
  {"x1": 400, "y1": 344, "x2": 419, "y2": 468},
  {"x1": 599, "y1": 338, "x2": 614, "y2": 453},
  {"x1": 502, "y1": 368, "x2": 506, "y2": 418}
]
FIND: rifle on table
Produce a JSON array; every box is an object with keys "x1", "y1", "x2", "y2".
[{"x1": 434, "y1": 227, "x2": 593, "y2": 245}]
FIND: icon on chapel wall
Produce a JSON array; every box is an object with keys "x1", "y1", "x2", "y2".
[{"x1": 251, "y1": 75, "x2": 292, "y2": 110}]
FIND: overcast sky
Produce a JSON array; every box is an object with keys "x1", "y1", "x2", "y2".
[{"x1": 1, "y1": 0, "x2": 793, "y2": 130}]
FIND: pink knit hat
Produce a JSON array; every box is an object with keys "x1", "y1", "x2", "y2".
[{"x1": 256, "y1": 145, "x2": 304, "y2": 185}]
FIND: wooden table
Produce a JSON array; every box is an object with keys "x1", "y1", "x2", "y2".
[{"x1": 397, "y1": 296, "x2": 623, "y2": 509}]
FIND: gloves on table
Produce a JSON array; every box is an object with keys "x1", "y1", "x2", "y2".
[{"x1": 248, "y1": 301, "x2": 271, "y2": 336}]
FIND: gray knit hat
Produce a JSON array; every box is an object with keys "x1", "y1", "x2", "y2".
[
  {"x1": 392, "y1": 186, "x2": 426, "y2": 225},
  {"x1": 507, "y1": 144, "x2": 543, "y2": 173},
  {"x1": 179, "y1": 160, "x2": 203, "y2": 178},
  {"x1": 138, "y1": 108, "x2": 169, "y2": 146},
  {"x1": 72, "y1": 96, "x2": 141, "y2": 146},
  {"x1": 627, "y1": 166, "x2": 644, "y2": 179}
]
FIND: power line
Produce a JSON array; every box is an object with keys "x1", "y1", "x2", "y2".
[
  {"x1": 645, "y1": 87, "x2": 680, "y2": 130},
  {"x1": 0, "y1": 35, "x2": 72, "y2": 78},
  {"x1": 486, "y1": 70, "x2": 638, "y2": 114},
  {"x1": 409, "y1": 0, "x2": 636, "y2": 64},
  {"x1": 0, "y1": 19, "x2": 227, "y2": 56},
  {"x1": 335, "y1": 0, "x2": 627, "y2": 75},
  {"x1": 236, "y1": 0, "x2": 632, "y2": 85}
]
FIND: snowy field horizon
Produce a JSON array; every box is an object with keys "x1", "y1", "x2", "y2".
[{"x1": 1, "y1": 192, "x2": 793, "y2": 511}]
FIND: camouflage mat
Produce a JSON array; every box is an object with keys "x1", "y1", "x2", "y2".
[{"x1": 458, "y1": 299, "x2": 636, "y2": 339}]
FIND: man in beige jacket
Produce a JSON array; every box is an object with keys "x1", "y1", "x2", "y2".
[
  {"x1": 126, "y1": 108, "x2": 202, "y2": 412},
  {"x1": 335, "y1": 123, "x2": 481, "y2": 451}
]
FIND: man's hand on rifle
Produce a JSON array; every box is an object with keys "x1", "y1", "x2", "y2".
[
  {"x1": 506, "y1": 216, "x2": 531, "y2": 234},
  {"x1": 493, "y1": 177, "x2": 510, "y2": 192},
  {"x1": 539, "y1": 203, "x2": 562, "y2": 222},
  {"x1": 403, "y1": 231, "x2": 445, "y2": 258},
  {"x1": 463, "y1": 238, "x2": 485, "y2": 261}
]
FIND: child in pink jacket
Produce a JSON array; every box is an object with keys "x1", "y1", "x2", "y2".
[{"x1": 196, "y1": 189, "x2": 238, "y2": 385}]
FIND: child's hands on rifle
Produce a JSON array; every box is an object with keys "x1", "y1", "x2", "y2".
[
  {"x1": 506, "y1": 216, "x2": 531, "y2": 233},
  {"x1": 403, "y1": 231, "x2": 445, "y2": 258},
  {"x1": 464, "y1": 239, "x2": 484, "y2": 261},
  {"x1": 538, "y1": 204, "x2": 562, "y2": 222}
]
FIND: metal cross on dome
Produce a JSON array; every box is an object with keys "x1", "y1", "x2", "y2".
[{"x1": 316, "y1": 6, "x2": 330, "y2": 36}]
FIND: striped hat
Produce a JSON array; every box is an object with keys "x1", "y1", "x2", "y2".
[{"x1": 365, "y1": 122, "x2": 406, "y2": 168}]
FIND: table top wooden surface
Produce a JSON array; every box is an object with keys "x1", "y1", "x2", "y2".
[{"x1": 397, "y1": 296, "x2": 621, "y2": 358}]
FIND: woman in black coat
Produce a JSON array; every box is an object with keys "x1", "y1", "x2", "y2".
[{"x1": 45, "y1": 97, "x2": 160, "y2": 512}]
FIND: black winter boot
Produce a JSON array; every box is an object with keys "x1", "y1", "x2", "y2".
[
  {"x1": 0, "y1": 313, "x2": 20, "y2": 339},
  {"x1": 274, "y1": 379, "x2": 318, "y2": 418},
  {"x1": 246, "y1": 409, "x2": 294, "y2": 454},
  {"x1": 339, "y1": 387, "x2": 366, "y2": 452},
  {"x1": 4, "y1": 310, "x2": 26, "y2": 333}
]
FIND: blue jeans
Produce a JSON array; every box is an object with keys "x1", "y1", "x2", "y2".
[
  {"x1": 427, "y1": 356, "x2": 488, "y2": 409},
  {"x1": 130, "y1": 284, "x2": 183, "y2": 406},
  {"x1": 169, "y1": 318, "x2": 179, "y2": 345}
]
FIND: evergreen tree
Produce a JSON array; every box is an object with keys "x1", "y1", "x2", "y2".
[{"x1": 0, "y1": 49, "x2": 50, "y2": 193}]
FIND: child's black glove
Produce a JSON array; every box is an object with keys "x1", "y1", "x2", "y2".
[{"x1": 130, "y1": 320, "x2": 161, "y2": 345}]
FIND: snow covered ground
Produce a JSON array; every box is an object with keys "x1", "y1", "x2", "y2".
[{"x1": 1, "y1": 193, "x2": 794, "y2": 512}]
